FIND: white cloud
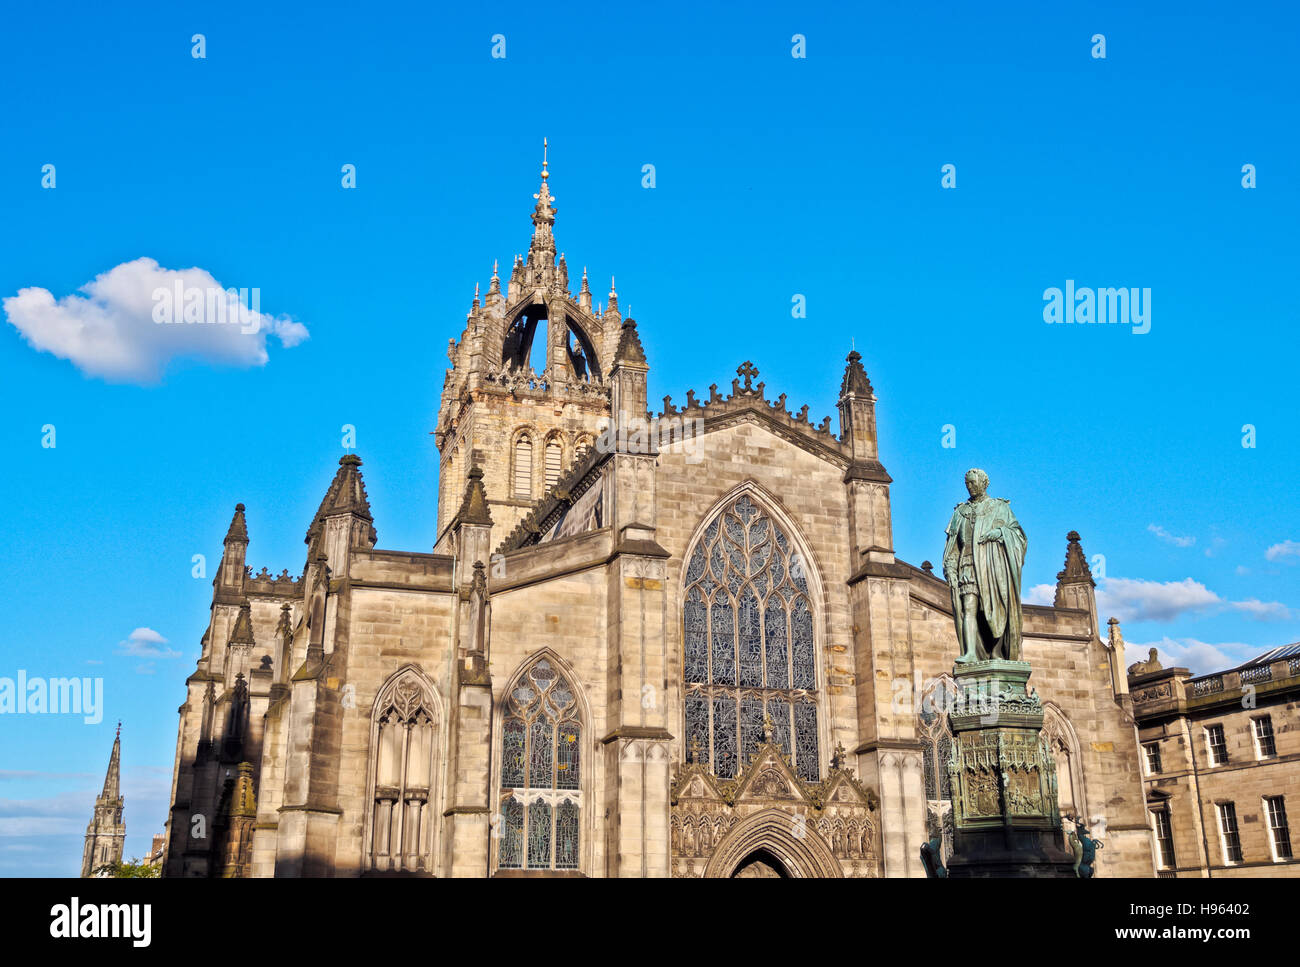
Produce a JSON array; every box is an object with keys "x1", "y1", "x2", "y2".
[
  {"x1": 1090, "y1": 577, "x2": 1291, "y2": 625},
  {"x1": 1148, "y1": 523, "x2": 1195, "y2": 548},
  {"x1": 1229, "y1": 598, "x2": 1292, "y2": 621},
  {"x1": 1026, "y1": 583, "x2": 1056, "y2": 606},
  {"x1": 117, "y1": 627, "x2": 180, "y2": 659},
  {"x1": 1097, "y1": 577, "x2": 1220, "y2": 623},
  {"x1": 1266, "y1": 540, "x2": 1300, "y2": 562},
  {"x1": 3, "y1": 257, "x2": 308, "y2": 384},
  {"x1": 1128, "y1": 637, "x2": 1256, "y2": 677}
]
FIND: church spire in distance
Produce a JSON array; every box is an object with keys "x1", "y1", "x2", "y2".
[{"x1": 102, "y1": 721, "x2": 122, "y2": 800}]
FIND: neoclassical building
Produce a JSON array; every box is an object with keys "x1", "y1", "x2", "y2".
[
  {"x1": 1131, "y1": 642, "x2": 1300, "y2": 877},
  {"x1": 162, "y1": 152, "x2": 1154, "y2": 877}
]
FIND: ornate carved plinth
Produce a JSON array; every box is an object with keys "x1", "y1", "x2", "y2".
[{"x1": 944, "y1": 661, "x2": 1075, "y2": 877}]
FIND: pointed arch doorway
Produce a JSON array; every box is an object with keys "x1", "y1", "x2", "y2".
[
  {"x1": 702, "y1": 808, "x2": 843, "y2": 878},
  {"x1": 731, "y1": 848, "x2": 789, "y2": 878}
]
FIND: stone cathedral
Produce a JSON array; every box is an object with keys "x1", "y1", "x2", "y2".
[{"x1": 162, "y1": 151, "x2": 1155, "y2": 878}]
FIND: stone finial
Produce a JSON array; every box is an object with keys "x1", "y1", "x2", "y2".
[
  {"x1": 578, "y1": 265, "x2": 591, "y2": 309},
  {"x1": 737, "y1": 360, "x2": 759, "y2": 391},
  {"x1": 839, "y1": 350, "x2": 873, "y2": 400},
  {"x1": 228, "y1": 600, "x2": 255, "y2": 645},
  {"x1": 1056, "y1": 530, "x2": 1095, "y2": 587},
  {"x1": 614, "y1": 318, "x2": 647, "y2": 366},
  {"x1": 456, "y1": 466, "x2": 494, "y2": 527},
  {"x1": 921, "y1": 560, "x2": 934, "y2": 574},
  {"x1": 831, "y1": 742, "x2": 847, "y2": 771},
  {"x1": 224, "y1": 503, "x2": 249, "y2": 545}
]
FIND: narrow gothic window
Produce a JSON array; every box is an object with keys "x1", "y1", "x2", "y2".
[
  {"x1": 918, "y1": 677, "x2": 955, "y2": 857},
  {"x1": 368, "y1": 669, "x2": 438, "y2": 873},
  {"x1": 498, "y1": 657, "x2": 582, "y2": 871},
  {"x1": 545, "y1": 437, "x2": 563, "y2": 490},
  {"x1": 682, "y1": 494, "x2": 820, "y2": 782},
  {"x1": 514, "y1": 435, "x2": 533, "y2": 499}
]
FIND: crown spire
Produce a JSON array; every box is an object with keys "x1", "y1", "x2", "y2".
[{"x1": 527, "y1": 138, "x2": 558, "y2": 272}]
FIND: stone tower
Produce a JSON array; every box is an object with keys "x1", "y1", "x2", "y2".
[
  {"x1": 81, "y1": 724, "x2": 126, "y2": 877},
  {"x1": 434, "y1": 140, "x2": 622, "y2": 552}
]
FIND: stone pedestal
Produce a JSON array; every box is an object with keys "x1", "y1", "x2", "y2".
[{"x1": 944, "y1": 661, "x2": 1076, "y2": 878}]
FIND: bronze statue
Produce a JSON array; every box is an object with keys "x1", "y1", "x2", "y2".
[{"x1": 942, "y1": 469, "x2": 1027, "y2": 663}]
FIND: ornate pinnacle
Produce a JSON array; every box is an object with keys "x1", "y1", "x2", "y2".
[
  {"x1": 1056, "y1": 530, "x2": 1095, "y2": 587},
  {"x1": 224, "y1": 503, "x2": 249, "y2": 545},
  {"x1": 839, "y1": 350, "x2": 873, "y2": 400}
]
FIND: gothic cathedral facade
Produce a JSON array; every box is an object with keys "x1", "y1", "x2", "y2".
[{"x1": 162, "y1": 153, "x2": 1155, "y2": 878}]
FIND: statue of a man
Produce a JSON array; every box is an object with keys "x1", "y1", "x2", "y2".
[{"x1": 942, "y1": 468, "x2": 1027, "y2": 663}]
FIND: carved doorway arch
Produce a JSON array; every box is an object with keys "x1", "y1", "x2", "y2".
[
  {"x1": 731, "y1": 848, "x2": 788, "y2": 878},
  {"x1": 703, "y1": 808, "x2": 842, "y2": 878}
]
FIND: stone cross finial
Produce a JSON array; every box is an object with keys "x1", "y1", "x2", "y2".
[{"x1": 737, "y1": 360, "x2": 759, "y2": 391}]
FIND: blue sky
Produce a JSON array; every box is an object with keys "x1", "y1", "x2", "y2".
[{"x1": 0, "y1": 1, "x2": 1296, "y2": 875}]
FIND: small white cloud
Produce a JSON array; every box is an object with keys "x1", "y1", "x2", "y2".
[
  {"x1": 1236, "y1": 565, "x2": 1250, "y2": 576},
  {"x1": 1229, "y1": 598, "x2": 1292, "y2": 621},
  {"x1": 3, "y1": 257, "x2": 308, "y2": 384},
  {"x1": 1265, "y1": 540, "x2": 1300, "y2": 563},
  {"x1": 1204, "y1": 536, "x2": 1227, "y2": 558},
  {"x1": 117, "y1": 627, "x2": 180, "y2": 659},
  {"x1": 1148, "y1": 523, "x2": 1195, "y2": 548},
  {"x1": 1026, "y1": 583, "x2": 1056, "y2": 606}
]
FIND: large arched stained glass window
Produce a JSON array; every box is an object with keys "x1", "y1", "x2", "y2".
[
  {"x1": 498, "y1": 657, "x2": 582, "y2": 872},
  {"x1": 683, "y1": 494, "x2": 820, "y2": 782}
]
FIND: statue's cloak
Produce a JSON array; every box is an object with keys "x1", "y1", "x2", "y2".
[{"x1": 943, "y1": 497, "x2": 1027, "y2": 657}]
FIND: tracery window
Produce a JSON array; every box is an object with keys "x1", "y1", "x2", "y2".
[
  {"x1": 514, "y1": 434, "x2": 533, "y2": 499},
  {"x1": 498, "y1": 657, "x2": 582, "y2": 871},
  {"x1": 683, "y1": 494, "x2": 820, "y2": 782},
  {"x1": 367, "y1": 668, "x2": 439, "y2": 873}
]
